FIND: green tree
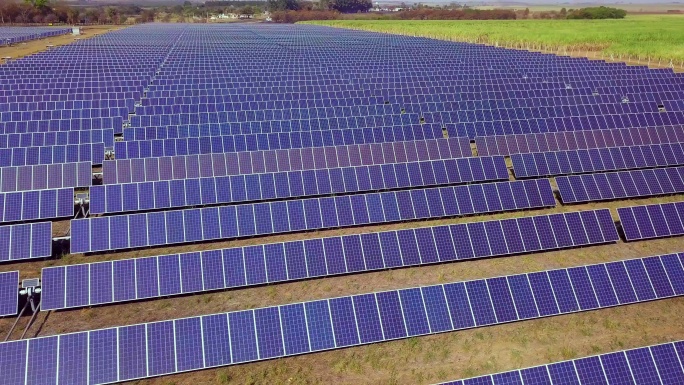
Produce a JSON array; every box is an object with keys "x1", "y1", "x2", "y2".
[
  {"x1": 267, "y1": 0, "x2": 300, "y2": 11},
  {"x1": 328, "y1": 0, "x2": 371, "y2": 12},
  {"x1": 23, "y1": 0, "x2": 47, "y2": 9}
]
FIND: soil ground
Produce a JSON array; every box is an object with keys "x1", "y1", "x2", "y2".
[{"x1": 0, "y1": 25, "x2": 682, "y2": 385}]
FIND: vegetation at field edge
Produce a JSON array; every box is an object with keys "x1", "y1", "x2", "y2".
[{"x1": 302, "y1": 15, "x2": 684, "y2": 63}]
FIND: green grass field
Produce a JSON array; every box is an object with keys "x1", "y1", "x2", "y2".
[{"x1": 302, "y1": 15, "x2": 684, "y2": 64}]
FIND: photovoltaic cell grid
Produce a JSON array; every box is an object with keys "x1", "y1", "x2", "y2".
[
  {"x1": 0, "y1": 142, "x2": 105, "y2": 167},
  {"x1": 89, "y1": 156, "x2": 508, "y2": 215},
  {"x1": 0, "y1": 188, "x2": 74, "y2": 223},
  {"x1": 618, "y1": 201, "x2": 684, "y2": 242},
  {"x1": 103, "y1": 137, "x2": 472, "y2": 185},
  {"x1": 475, "y1": 125, "x2": 684, "y2": 156},
  {"x1": 511, "y1": 142, "x2": 684, "y2": 178},
  {"x1": 0, "y1": 161, "x2": 91, "y2": 193},
  {"x1": 7, "y1": 254, "x2": 684, "y2": 385},
  {"x1": 0, "y1": 222, "x2": 52, "y2": 262},
  {"x1": 0, "y1": 27, "x2": 71, "y2": 45},
  {"x1": 117, "y1": 122, "x2": 443, "y2": 155},
  {"x1": 439, "y1": 340, "x2": 684, "y2": 385},
  {"x1": 0, "y1": 271, "x2": 18, "y2": 317},
  {"x1": 0, "y1": 129, "x2": 114, "y2": 149},
  {"x1": 557, "y1": 166, "x2": 684, "y2": 204},
  {"x1": 43, "y1": 208, "x2": 618, "y2": 310},
  {"x1": 70, "y1": 179, "x2": 555, "y2": 253}
]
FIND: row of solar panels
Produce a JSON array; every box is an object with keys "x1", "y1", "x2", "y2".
[
  {"x1": 0, "y1": 142, "x2": 105, "y2": 167},
  {"x1": 130, "y1": 100, "x2": 667, "y2": 117},
  {"x1": 0, "y1": 107, "x2": 128, "y2": 123},
  {"x1": 43, "y1": 208, "x2": 617, "y2": 311},
  {"x1": 558, "y1": 166, "x2": 684, "y2": 204},
  {"x1": 475, "y1": 125, "x2": 684, "y2": 156},
  {"x1": 0, "y1": 222, "x2": 52, "y2": 262},
  {"x1": 0, "y1": 161, "x2": 91, "y2": 193},
  {"x1": 512, "y1": 142, "x2": 684, "y2": 178},
  {"x1": 444, "y1": 112, "x2": 683, "y2": 139},
  {"x1": 91, "y1": 156, "x2": 508, "y2": 214},
  {"x1": 619, "y1": 202, "x2": 684, "y2": 242},
  {"x1": 120, "y1": 120, "x2": 439, "y2": 143},
  {"x1": 0, "y1": 128, "x2": 114, "y2": 149},
  {"x1": 0, "y1": 27, "x2": 70, "y2": 45},
  {"x1": 441, "y1": 340, "x2": 684, "y2": 385},
  {"x1": 113, "y1": 124, "x2": 445, "y2": 163},
  {"x1": 2, "y1": 253, "x2": 681, "y2": 385},
  {"x1": 0, "y1": 116, "x2": 123, "y2": 134},
  {"x1": 107, "y1": 136, "x2": 472, "y2": 183},
  {"x1": 0, "y1": 92, "x2": 142, "y2": 105},
  {"x1": 126, "y1": 109, "x2": 681, "y2": 132},
  {"x1": 70, "y1": 179, "x2": 555, "y2": 253},
  {"x1": 0, "y1": 188, "x2": 73, "y2": 224}
]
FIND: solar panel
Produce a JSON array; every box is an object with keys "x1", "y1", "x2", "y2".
[
  {"x1": 70, "y1": 179, "x2": 556, "y2": 253},
  {"x1": 0, "y1": 143, "x2": 105, "y2": 167},
  {"x1": 439, "y1": 340, "x2": 684, "y2": 385},
  {"x1": 9, "y1": 254, "x2": 684, "y2": 384},
  {"x1": 557, "y1": 166, "x2": 684, "y2": 204},
  {"x1": 475, "y1": 126, "x2": 684, "y2": 156},
  {"x1": 115, "y1": 123, "x2": 444, "y2": 156},
  {"x1": 45, "y1": 208, "x2": 617, "y2": 310},
  {"x1": 90, "y1": 156, "x2": 508, "y2": 214},
  {"x1": 0, "y1": 222, "x2": 52, "y2": 262},
  {"x1": 0, "y1": 271, "x2": 18, "y2": 316},
  {"x1": 511, "y1": 142, "x2": 684, "y2": 178},
  {"x1": 103, "y1": 137, "x2": 474, "y2": 185},
  {"x1": 0, "y1": 161, "x2": 91, "y2": 193},
  {"x1": 618, "y1": 202, "x2": 684, "y2": 241},
  {"x1": 0, "y1": 188, "x2": 74, "y2": 223}
]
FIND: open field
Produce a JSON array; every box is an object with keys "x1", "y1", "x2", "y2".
[
  {"x1": 0, "y1": 23, "x2": 683, "y2": 385},
  {"x1": 303, "y1": 15, "x2": 684, "y2": 65}
]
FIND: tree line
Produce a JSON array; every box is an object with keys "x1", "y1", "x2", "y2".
[{"x1": 0, "y1": 0, "x2": 154, "y2": 24}]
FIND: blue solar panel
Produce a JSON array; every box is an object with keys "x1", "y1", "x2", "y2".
[
  {"x1": 91, "y1": 156, "x2": 508, "y2": 214},
  {"x1": 46, "y1": 209, "x2": 617, "y2": 310},
  {"x1": 71, "y1": 179, "x2": 555, "y2": 253},
  {"x1": 0, "y1": 188, "x2": 73, "y2": 223},
  {"x1": 558, "y1": 166, "x2": 684, "y2": 203},
  {"x1": 439, "y1": 340, "x2": 684, "y2": 385},
  {"x1": 10, "y1": 254, "x2": 684, "y2": 384},
  {"x1": 512, "y1": 143, "x2": 684, "y2": 178},
  {"x1": 618, "y1": 202, "x2": 684, "y2": 241},
  {"x1": 0, "y1": 222, "x2": 51, "y2": 262},
  {"x1": 0, "y1": 271, "x2": 18, "y2": 316}
]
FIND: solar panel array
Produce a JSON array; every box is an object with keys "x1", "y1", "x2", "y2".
[
  {"x1": 0, "y1": 129, "x2": 114, "y2": 149},
  {"x1": 2, "y1": 21, "x2": 684, "y2": 384},
  {"x1": 0, "y1": 27, "x2": 71, "y2": 45},
  {"x1": 0, "y1": 222, "x2": 52, "y2": 262},
  {"x1": 103, "y1": 137, "x2": 472, "y2": 185},
  {"x1": 90, "y1": 156, "x2": 508, "y2": 214},
  {"x1": 0, "y1": 161, "x2": 91, "y2": 193},
  {"x1": 114, "y1": 136, "x2": 470, "y2": 162},
  {"x1": 618, "y1": 202, "x2": 684, "y2": 241},
  {"x1": 71, "y1": 179, "x2": 555, "y2": 253},
  {"x1": 43, "y1": 208, "x2": 617, "y2": 310},
  {"x1": 0, "y1": 271, "x2": 18, "y2": 317},
  {"x1": 475, "y1": 125, "x2": 684, "y2": 156},
  {"x1": 0, "y1": 143, "x2": 105, "y2": 167},
  {"x1": 0, "y1": 188, "x2": 73, "y2": 223},
  {"x1": 511, "y1": 142, "x2": 684, "y2": 178},
  {"x1": 440, "y1": 340, "x2": 684, "y2": 385},
  {"x1": 557, "y1": 166, "x2": 684, "y2": 204},
  {"x1": 5, "y1": 253, "x2": 684, "y2": 384}
]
